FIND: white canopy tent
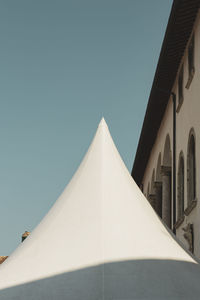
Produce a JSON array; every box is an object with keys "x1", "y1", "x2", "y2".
[{"x1": 0, "y1": 118, "x2": 200, "y2": 299}]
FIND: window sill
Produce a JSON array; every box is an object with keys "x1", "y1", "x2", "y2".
[
  {"x1": 184, "y1": 199, "x2": 197, "y2": 216},
  {"x1": 174, "y1": 215, "x2": 185, "y2": 229},
  {"x1": 185, "y1": 68, "x2": 195, "y2": 89},
  {"x1": 176, "y1": 97, "x2": 184, "y2": 113}
]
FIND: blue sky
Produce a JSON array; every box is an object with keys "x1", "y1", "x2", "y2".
[{"x1": 0, "y1": 0, "x2": 172, "y2": 255}]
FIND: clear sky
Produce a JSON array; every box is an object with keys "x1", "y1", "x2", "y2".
[{"x1": 0, "y1": 0, "x2": 172, "y2": 255}]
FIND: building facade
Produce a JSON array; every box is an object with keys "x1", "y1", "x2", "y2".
[{"x1": 132, "y1": 0, "x2": 200, "y2": 257}]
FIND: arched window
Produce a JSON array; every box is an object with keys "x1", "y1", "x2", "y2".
[
  {"x1": 162, "y1": 135, "x2": 172, "y2": 228},
  {"x1": 155, "y1": 153, "x2": 162, "y2": 217},
  {"x1": 177, "y1": 153, "x2": 184, "y2": 219},
  {"x1": 163, "y1": 135, "x2": 172, "y2": 167},
  {"x1": 187, "y1": 130, "x2": 196, "y2": 205}
]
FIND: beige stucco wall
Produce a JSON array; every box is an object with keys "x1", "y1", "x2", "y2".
[{"x1": 141, "y1": 9, "x2": 200, "y2": 258}]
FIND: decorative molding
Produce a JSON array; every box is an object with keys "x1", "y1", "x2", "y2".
[
  {"x1": 184, "y1": 198, "x2": 197, "y2": 216},
  {"x1": 185, "y1": 67, "x2": 195, "y2": 89},
  {"x1": 174, "y1": 215, "x2": 184, "y2": 229},
  {"x1": 182, "y1": 223, "x2": 194, "y2": 253}
]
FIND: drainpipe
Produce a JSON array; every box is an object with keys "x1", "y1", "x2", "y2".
[{"x1": 172, "y1": 92, "x2": 176, "y2": 235}]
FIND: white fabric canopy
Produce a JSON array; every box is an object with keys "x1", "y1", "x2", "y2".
[{"x1": 0, "y1": 118, "x2": 200, "y2": 299}]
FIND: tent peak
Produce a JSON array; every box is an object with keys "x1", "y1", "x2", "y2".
[{"x1": 98, "y1": 117, "x2": 107, "y2": 128}]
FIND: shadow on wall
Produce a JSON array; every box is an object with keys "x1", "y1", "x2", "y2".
[{"x1": 1, "y1": 259, "x2": 200, "y2": 299}]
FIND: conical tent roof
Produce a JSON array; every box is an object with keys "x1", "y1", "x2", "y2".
[{"x1": 0, "y1": 119, "x2": 200, "y2": 299}]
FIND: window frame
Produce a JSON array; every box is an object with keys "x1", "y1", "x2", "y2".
[
  {"x1": 185, "y1": 129, "x2": 197, "y2": 215},
  {"x1": 185, "y1": 34, "x2": 195, "y2": 89},
  {"x1": 177, "y1": 64, "x2": 184, "y2": 112}
]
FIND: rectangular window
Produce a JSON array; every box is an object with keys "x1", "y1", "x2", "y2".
[{"x1": 185, "y1": 34, "x2": 195, "y2": 89}]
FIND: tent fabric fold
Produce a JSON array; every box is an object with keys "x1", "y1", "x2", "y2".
[{"x1": 0, "y1": 118, "x2": 200, "y2": 299}]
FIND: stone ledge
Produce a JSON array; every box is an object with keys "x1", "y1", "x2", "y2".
[
  {"x1": 184, "y1": 199, "x2": 197, "y2": 216},
  {"x1": 176, "y1": 96, "x2": 183, "y2": 113},
  {"x1": 174, "y1": 215, "x2": 185, "y2": 229},
  {"x1": 185, "y1": 67, "x2": 195, "y2": 89}
]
